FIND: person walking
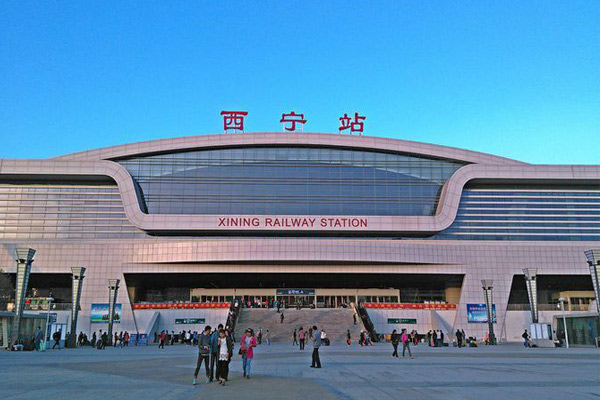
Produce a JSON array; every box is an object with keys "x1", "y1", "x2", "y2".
[
  {"x1": 461, "y1": 329, "x2": 466, "y2": 347},
  {"x1": 391, "y1": 329, "x2": 400, "y2": 358},
  {"x1": 299, "y1": 327, "x2": 305, "y2": 351},
  {"x1": 310, "y1": 325, "x2": 322, "y2": 368},
  {"x1": 293, "y1": 329, "x2": 298, "y2": 346},
  {"x1": 34, "y1": 326, "x2": 43, "y2": 351},
  {"x1": 101, "y1": 330, "x2": 107, "y2": 349},
  {"x1": 346, "y1": 329, "x2": 351, "y2": 346},
  {"x1": 353, "y1": 314, "x2": 357, "y2": 325},
  {"x1": 265, "y1": 330, "x2": 271, "y2": 346},
  {"x1": 210, "y1": 324, "x2": 223, "y2": 382},
  {"x1": 159, "y1": 330, "x2": 166, "y2": 349},
  {"x1": 217, "y1": 329, "x2": 233, "y2": 386},
  {"x1": 522, "y1": 329, "x2": 531, "y2": 348},
  {"x1": 91, "y1": 332, "x2": 97, "y2": 348},
  {"x1": 240, "y1": 328, "x2": 257, "y2": 379},
  {"x1": 401, "y1": 328, "x2": 414, "y2": 359},
  {"x1": 193, "y1": 326, "x2": 212, "y2": 385},
  {"x1": 280, "y1": 312, "x2": 285, "y2": 324},
  {"x1": 257, "y1": 328, "x2": 262, "y2": 345},
  {"x1": 52, "y1": 330, "x2": 61, "y2": 350}
]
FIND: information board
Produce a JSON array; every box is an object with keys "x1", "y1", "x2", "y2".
[
  {"x1": 387, "y1": 318, "x2": 417, "y2": 324},
  {"x1": 466, "y1": 303, "x2": 497, "y2": 323},
  {"x1": 175, "y1": 318, "x2": 205, "y2": 324}
]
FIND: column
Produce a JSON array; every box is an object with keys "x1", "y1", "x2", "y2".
[
  {"x1": 9, "y1": 248, "x2": 36, "y2": 346},
  {"x1": 481, "y1": 279, "x2": 496, "y2": 345},
  {"x1": 67, "y1": 267, "x2": 86, "y2": 348},
  {"x1": 522, "y1": 268, "x2": 539, "y2": 323},
  {"x1": 584, "y1": 249, "x2": 600, "y2": 317},
  {"x1": 107, "y1": 279, "x2": 120, "y2": 345}
]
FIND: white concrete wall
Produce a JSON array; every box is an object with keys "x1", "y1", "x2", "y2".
[
  {"x1": 134, "y1": 308, "x2": 229, "y2": 335},
  {"x1": 366, "y1": 309, "x2": 441, "y2": 335}
]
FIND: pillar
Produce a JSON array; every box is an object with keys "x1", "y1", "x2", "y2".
[
  {"x1": 9, "y1": 248, "x2": 35, "y2": 346},
  {"x1": 481, "y1": 279, "x2": 496, "y2": 345},
  {"x1": 107, "y1": 279, "x2": 120, "y2": 345},
  {"x1": 67, "y1": 267, "x2": 86, "y2": 348},
  {"x1": 584, "y1": 249, "x2": 600, "y2": 317},
  {"x1": 522, "y1": 268, "x2": 539, "y2": 323}
]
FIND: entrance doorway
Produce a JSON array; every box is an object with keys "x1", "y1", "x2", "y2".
[
  {"x1": 278, "y1": 295, "x2": 315, "y2": 309},
  {"x1": 276, "y1": 289, "x2": 315, "y2": 309}
]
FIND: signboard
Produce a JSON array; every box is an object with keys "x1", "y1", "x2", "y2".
[
  {"x1": 276, "y1": 289, "x2": 315, "y2": 296},
  {"x1": 466, "y1": 303, "x2": 497, "y2": 323},
  {"x1": 91, "y1": 303, "x2": 122, "y2": 323},
  {"x1": 218, "y1": 217, "x2": 368, "y2": 229},
  {"x1": 131, "y1": 333, "x2": 148, "y2": 345},
  {"x1": 175, "y1": 318, "x2": 205, "y2": 324},
  {"x1": 387, "y1": 318, "x2": 417, "y2": 324}
]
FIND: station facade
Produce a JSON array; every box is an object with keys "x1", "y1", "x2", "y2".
[{"x1": 0, "y1": 132, "x2": 598, "y2": 344}]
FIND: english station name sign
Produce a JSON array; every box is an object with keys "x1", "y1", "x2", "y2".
[{"x1": 217, "y1": 216, "x2": 368, "y2": 229}]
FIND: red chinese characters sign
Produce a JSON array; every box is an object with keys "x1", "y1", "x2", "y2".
[
  {"x1": 221, "y1": 110, "x2": 248, "y2": 132},
  {"x1": 219, "y1": 110, "x2": 366, "y2": 134},
  {"x1": 280, "y1": 111, "x2": 307, "y2": 132},
  {"x1": 339, "y1": 112, "x2": 366, "y2": 135}
]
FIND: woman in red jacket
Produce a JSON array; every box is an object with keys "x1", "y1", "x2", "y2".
[{"x1": 240, "y1": 328, "x2": 257, "y2": 379}]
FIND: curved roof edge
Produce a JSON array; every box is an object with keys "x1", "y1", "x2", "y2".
[
  {"x1": 1, "y1": 159, "x2": 597, "y2": 234},
  {"x1": 52, "y1": 132, "x2": 527, "y2": 165}
]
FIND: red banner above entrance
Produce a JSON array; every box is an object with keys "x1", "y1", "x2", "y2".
[{"x1": 364, "y1": 303, "x2": 456, "y2": 310}]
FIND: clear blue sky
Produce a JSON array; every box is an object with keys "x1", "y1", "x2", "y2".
[{"x1": 1, "y1": 2, "x2": 598, "y2": 163}]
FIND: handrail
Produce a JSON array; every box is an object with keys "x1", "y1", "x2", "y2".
[
  {"x1": 225, "y1": 298, "x2": 242, "y2": 342},
  {"x1": 355, "y1": 302, "x2": 379, "y2": 342}
]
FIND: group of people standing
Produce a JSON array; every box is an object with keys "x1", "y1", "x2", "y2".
[
  {"x1": 193, "y1": 324, "x2": 235, "y2": 386},
  {"x1": 427, "y1": 330, "x2": 445, "y2": 347},
  {"x1": 191, "y1": 323, "x2": 325, "y2": 386},
  {"x1": 455, "y1": 329, "x2": 467, "y2": 348},
  {"x1": 390, "y1": 328, "x2": 414, "y2": 358}
]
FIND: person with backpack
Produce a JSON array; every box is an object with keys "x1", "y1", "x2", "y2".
[
  {"x1": 522, "y1": 329, "x2": 531, "y2": 348},
  {"x1": 193, "y1": 326, "x2": 212, "y2": 385}
]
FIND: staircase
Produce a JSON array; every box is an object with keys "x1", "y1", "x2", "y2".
[{"x1": 234, "y1": 308, "x2": 365, "y2": 343}]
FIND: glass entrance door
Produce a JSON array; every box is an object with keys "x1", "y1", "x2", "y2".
[{"x1": 277, "y1": 295, "x2": 315, "y2": 308}]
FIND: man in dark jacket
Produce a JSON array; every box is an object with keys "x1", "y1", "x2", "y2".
[
  {"x1": 391, "y1": 329, "x2": 400, "y2": 357},
  {"x1": 193, "y1": 326, "x2": 212, "y2": 385},
  {"x1": 310, "y1": 325, "x2": 322, "y2": 368},
  {"x1": 210, "y1": 324, "x2": 223, "y2": 382},
  {"x1": 52, "y1": 330, "x2": 61, "y2": 350}
]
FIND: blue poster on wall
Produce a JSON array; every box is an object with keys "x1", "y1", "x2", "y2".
[
  {"x1": 91, "y1": 303, "x2": 122, "y2": 323},
  {"x1": 466, "y1": 303, "x2": 497, "y2": 323}
]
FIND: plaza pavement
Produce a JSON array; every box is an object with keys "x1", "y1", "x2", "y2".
[{"x1": 0, "y1": 341, "x2": 598, "y2": 400}]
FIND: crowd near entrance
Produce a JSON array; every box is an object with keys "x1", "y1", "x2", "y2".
[{"x1": 190, "y1": 288, "x2": 400, "y2": 309}]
